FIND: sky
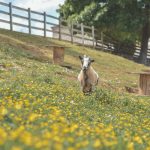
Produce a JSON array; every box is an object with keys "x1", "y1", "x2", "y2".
[
  {"x1": 0, "y1": 0, "x2": 65, "y2": 36},
  {"x1": 4, "y1": 0, "x2": 64, "y2": 16}
]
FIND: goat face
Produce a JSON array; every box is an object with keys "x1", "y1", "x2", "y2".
[{"x1": 79, "y1": 55, "x2": 94, "y2": 71}]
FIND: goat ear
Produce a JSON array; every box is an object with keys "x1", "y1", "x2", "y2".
[
  {"x1": 91, "y1": 59, "x2": 95, "y2": 63},
  {"x1": 79, "y1": 56, "x2": 83, "y2": 60}
]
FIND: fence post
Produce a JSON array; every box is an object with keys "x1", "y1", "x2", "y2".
[
  {"x1": 59, "y1": 17, "x2": 61, "y2": 40},
  {"x1": 101, "y1": 32, "x2": 104, "y2": 49},
  {"x1": 44, "y1": 12, "x2": 46, "y2": 37},
  {"x1": 92, "y1": 26, "x2": 95, "y2": 48},
  {"x1": 81, "y1": 23, "x2": 84, "y2": 46},
  {"x1": 28, "y1": 8, "x2": 31, "y2": 34},
  {"x1": 9, "y1": 2, "x2": 13, "y2": 31},
  {"x1": 71, "y1": 22, "x2": 73, "y2": 44}
]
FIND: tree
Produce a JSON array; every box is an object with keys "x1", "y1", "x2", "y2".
[
  {"x1": 139, "y1": 3, "x2": 150, "y2": 64},
  {"x1": 58, "y1": 0, "x2": 150, "y2": 65}
]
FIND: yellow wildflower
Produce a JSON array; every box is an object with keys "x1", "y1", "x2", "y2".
[
  {"x1": 127, "y1": 142, "x2": 134, "y2": 150},
  {"x1": 0, "y1": 128, "x2": 7, "y2": 145},
  {"x1": 15, "y1": 103, "x2": 22, "y2": 110},
  {"x1": 1, "y1": 107, "x2": 8, "y2": 115},
  {"x1": 93, "y1": 139, "x2": 101, "y2": 148},
  {"x1": 133, "y1": 136, "x2": 143, "y2": 144},
  {"x1": 28, "y1": 113, "x2": 38, "y2": 122},
  {"x1": 11, "y1": 146, "x2": 22, "y2": 150}
]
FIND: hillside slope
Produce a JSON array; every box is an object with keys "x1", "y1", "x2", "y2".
[
  {"x1": 0, "y1": 29, "x2": 148, "y2": 92},
  {"x1": 0, "y1": 29, "x2": 150, "y2": 150}
]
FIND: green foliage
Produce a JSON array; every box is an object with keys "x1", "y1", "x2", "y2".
[
  {"x1": 59, "y1": 0, "x2": 150, "y2": 60},
  {"x1": 59, "y1": 0, "x2": 143, "y2": 32}
]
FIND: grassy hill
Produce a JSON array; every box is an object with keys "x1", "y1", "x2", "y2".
[{"x1": 0, "y1": 29, "x2": 150, "y2": 150}]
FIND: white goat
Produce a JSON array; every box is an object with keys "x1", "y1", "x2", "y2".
[{"x1": 78, "y1": 55, "x2": 99, "y2": 93}]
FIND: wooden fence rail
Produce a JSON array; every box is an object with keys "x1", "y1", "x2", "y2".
[
  {"x1": 0, "y1": 1, "x2": 96, "y2": 48},
  {"x1": 0, "y1": 1, "x2": 150, "y2": 59}
]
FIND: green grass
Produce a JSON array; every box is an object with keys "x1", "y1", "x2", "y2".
[
  {"x1": 0, "y1": 29, "x2": 148, "y2": 91},
  {"x1": 0, "y1": 29, "x2": 150, "y2": 150}
]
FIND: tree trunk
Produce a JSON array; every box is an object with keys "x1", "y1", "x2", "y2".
[
  {"x1": 139, "y1": 23, "x2": 149, "y2": 64},
  {"x1": 139, "y1": 4, "x2": 150, "y2": 65}
]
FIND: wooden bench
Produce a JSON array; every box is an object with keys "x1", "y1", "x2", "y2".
[
  {"x1": 46, "y1": 45, "x2": 69, "y2": 65},
  {"x1": 128, "y1": 70, "x2": 150, "y2": 95}
]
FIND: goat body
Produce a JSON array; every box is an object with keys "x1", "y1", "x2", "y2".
[{"x1": 78, "y1": 66, "x2": 99, "y2": 93}]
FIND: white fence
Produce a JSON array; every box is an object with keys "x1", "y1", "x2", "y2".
[
  {"x1": 0, "y1": 1, "x2": 150, "y2": 60},
  {"x1": 0, "y1": 2, "x2": 96, "y2": 48}
]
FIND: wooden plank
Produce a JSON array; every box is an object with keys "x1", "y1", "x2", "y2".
[
  {"x1": 83, "y1": 37, "x2": 93, "y2": 42},
  {"x1": 46, "y1": 22, "x2": 58, "y2": 26},
  {"x1": 13, "y1": 22, "x2": 29, "y2": 28},
  {"x1": 0, "y1": 10, "x2": 9, "y2": 15},
  {"x1": 53, "y1": 47, "x2": 65, "y2": 65},
  {"x1": 60, "y1": 24, "x2": 69, "y2": 29},
  {"x1": 0, "y1": 19, "x2": 10, "y2": 24},
  {"x1": 143, "y1": 75, "x2": 146, "y2": 95},
  {"x1": 142, "y1": 70, "x2": 150, "y2": 73},
  {"x1": 31, "y1": 26, "x2": 44, "y2": 31},
  {"x1": 46, "y1": 29, "x2": 54, "y2": 32},
  {"x1": 136, "y1": 46, "x2": 141, "y2": 49},
  {"x1": 71, "y1": 22, "x2": 73, "y2": 44},
  {"x1": 46, "y1": 29, "x2": 59, "y2": 33},
  {"x1": 60, "y1": 32, "x2": 72, "y2": 37},
  {"x1": 83, "y1": 24, "x2": 92, "y2": 29},
  {"x1": 73, "y1": 28, "x2": 82, "y2": 33},
  {"x1": 84, "y1": 30, "x2": 93, "y2": 35},
  {"x1": 145, "y1": 75, "x2": 148, "y2": 95},
  {"x1": 31, "y1": 10, "x2": 43, "y2": 15},
  {"x1": 141, "y1": 74, "x2": 146, "y2": 95},
  {"x1": 59, "y1": 17, "x2": 61, "y2": 40},
  {"x1": 129, "y1": 72, "x2": 150, "y2": 75},
  {"x1": 44, "y1": 12, "x2": 46, "y2": 37},
  {"x1": 139, "y1": 74, "x2": 143, "y2": 95},
  {"x1": 31, "y1": 18, "x2": 44, "y2": 23},
  {"x1": 146, "y1": 75, "x2": 150, "y2": 95},
  {"x1": 0, "y1": 2, "x2": 9, "y2": 7},
  {"x1": 47, "y1": 30, "x2": 71, "y2": 37},
  {"x1": 73, "y1": 35, "x2": 83, "y2": 40},
  {"x1": 81, "y1": 23, "x2": 84, "y2": 46},
  {"x1": 28, "y1": 8, "x2": 31, "y2": 34},
  {"x1": 12, "y1": 14, "x2": 28, "y2": 20},
  {"x1": 143, "y1": 75, "x2": 147, "y2": 95},
  {"x1": 73, "y1": 23, "x2": 81, "y2": 27},
  {"x1": 9, "y1": 3, "x2": 13, "y2": 31},
  {"x1": 46, "y1": 29, "x2": 62, "y2": 35},
  {"x1": 73, "y1": 35, "x2": 93, "y2": 42},
  {"x1": 101, "y1": 32, "x2": 104, "y2": 49},
  {"x1": 12, "y1": 5, "x2": 28, "y2": 12},
  {"x1": 46, "y1": 14, "x2": 58, "y2": 20},
  {"x1": 92, "y1": 26, "x2": 95, "y2": 48},
  {"x1": 139, "y1": 74, "x2": 150, "y2": 95}
]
